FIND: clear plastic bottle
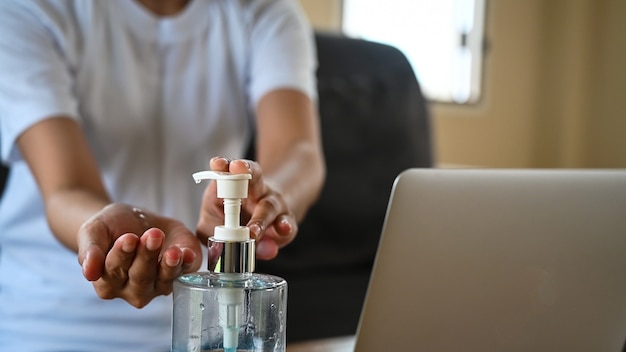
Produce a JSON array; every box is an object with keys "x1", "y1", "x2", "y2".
[
  {"x1": 171, "y1": 171, "x2": 287, "y2": 352},
  {"x1": 172, "y1": 270, "x2": 287, "y2": 352}
]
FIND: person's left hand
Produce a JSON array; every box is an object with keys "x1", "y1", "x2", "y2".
[{"x1": 196, "y1": 157, "x2": 298, "y2": 260}]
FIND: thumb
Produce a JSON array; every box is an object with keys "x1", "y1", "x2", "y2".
[
  {"x1": 77, "y1": 219, "x2": 111, "y2": 281},
  {"x1": 79, "y1": 243, "x2": 106, "y2": 281}
]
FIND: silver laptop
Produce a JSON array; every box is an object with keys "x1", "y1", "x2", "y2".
[{"x1": 355, "y1": 169, "x2": 626, "y2": 352}]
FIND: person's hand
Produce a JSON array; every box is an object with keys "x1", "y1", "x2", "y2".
[
  {"x1": 197, "y1": 157, "x2": 298, "y2": 260},
  {"x1": 77, "y1": 203, "x2": 202, "y2": 308}
]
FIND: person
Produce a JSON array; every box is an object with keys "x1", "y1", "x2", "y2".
[{"x1": 0, "y1": 0, "x2": 325, "y2": 350}]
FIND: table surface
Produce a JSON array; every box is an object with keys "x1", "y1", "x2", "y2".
[{"x1": 286, "y1": 336, "x2": 355, "y2": 352}]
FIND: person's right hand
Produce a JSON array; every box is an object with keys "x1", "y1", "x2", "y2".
[
  {"x1": 196, "y1": 157, "x2": 298, "y2": 261},
  {"x1": 77, "y1": 203, "x2": 202, "y2": 308}
]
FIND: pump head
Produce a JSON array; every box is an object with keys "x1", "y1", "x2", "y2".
[
  {"x1": 193, "y1": 170, "x2": 255, "y2": 273},
  {"x1": 193, "y1": 171, "x2": 251, "y2": 199}
]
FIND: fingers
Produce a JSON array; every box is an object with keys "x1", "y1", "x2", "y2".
[
  {"x1": 255, "y1": 215, "x2": 297, "y2": 260},
  {"x1": 154, "y1": 246, "x2": 183, "y2": 295},
  {"x1": 155, "y1": 247, "x2": 198, "y2": 296},
  {"x1": 103, "y1": 233, "x2": 139, "y2": 286},
  {"x1": 125, "y1": 228, "x2": 163, "y2": 303},
  {"x1": 92, "y1": 229, "x2": 161, "y2": 307},
  {"x1": 231, "y1": 159, "x2": 264, "y2": 200},
  {"x1": 210, "y1": 156, "x2": 253, "y2": 177},
  {"x1": 211, "y1": 158, "x2": 283, "y2": 238},
  {"x1": 256, "y1": 238, "x2": 279, "y2": 260},
  {"x1": 248, "y1": 199, "x2": 297, "y2": 261},
  {"x1": 157, "y1": 224, "x2": 201, "y2": 292},
  {"x1": 209, "y1": 156, "x2": 232, "y2": 172},
  {"x1": 92, "y1": 227, "x2": 200, "y2": 308},
  {"x1": 274, "y1": 214, "x2": 297, "y2": 240},
  {"x1": 247, "y1": 189, "x2": 297, "y2": 242},
  {"x1": 206, "y1": 157, "x2": 298, "y2": 259}
]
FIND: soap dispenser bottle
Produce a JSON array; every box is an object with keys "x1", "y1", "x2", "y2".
[{"x1": 172, "y1": 171, "x2": 287, "y2": 352}]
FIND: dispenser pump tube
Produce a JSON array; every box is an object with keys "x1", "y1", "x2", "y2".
[{"x1": 192, "y1": 170, "x2": 254, "y2": 352}]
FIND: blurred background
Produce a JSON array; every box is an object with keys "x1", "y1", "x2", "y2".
[{"x1": 298, "y1": 0, "x2": 626, "y2": 169}]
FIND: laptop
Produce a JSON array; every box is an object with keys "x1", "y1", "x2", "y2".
[{"x1": 354, "y1": 169, "x2": 626, "y2": 352}]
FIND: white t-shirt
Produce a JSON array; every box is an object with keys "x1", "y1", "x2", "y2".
[{"x1": 0, "y1": 0, "x2": 316, "y2": 350}]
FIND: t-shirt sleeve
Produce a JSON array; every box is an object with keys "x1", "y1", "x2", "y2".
[
  {"x1": 0, "y1": 1, "x2": 79, "y2": 163},
  {"x1": 246, "y1": 0, "x2": 317, "y2": 108}
]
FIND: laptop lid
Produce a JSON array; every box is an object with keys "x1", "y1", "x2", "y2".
[{"x1": 355, "y1": 169, "x2": 626, "y2": 352}]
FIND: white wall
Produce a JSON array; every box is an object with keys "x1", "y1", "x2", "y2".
[{"x1": 299, "y1": 0, "x2": 626, "y2": 168}]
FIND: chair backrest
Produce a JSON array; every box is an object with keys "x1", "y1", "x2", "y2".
[
  {"x1": 258, "y1": 32, "x2": 433, "y2": 275},
  {"x1": 254, "y1": 32, "x2": 433, "y2": 341}
]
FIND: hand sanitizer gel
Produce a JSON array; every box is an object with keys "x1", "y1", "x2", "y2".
[{"x1": 172, "y1": 171, "x2": 287, "y2": 352}]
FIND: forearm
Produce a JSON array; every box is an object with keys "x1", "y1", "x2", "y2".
[
  {"x1": 254, "y1": 89, "x2": 326, "y2": 222},
  {"x1": 16, "y1": 116, "x2": 113, "y2": 252}
]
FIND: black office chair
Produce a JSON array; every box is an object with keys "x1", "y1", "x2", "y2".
[{"x1": 254, "y1": 32, "x2": 433, "y2": 342}]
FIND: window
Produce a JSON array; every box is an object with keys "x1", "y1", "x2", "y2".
[{"x1": 342, "y1": 0, "x2": 486, "y2": 104}]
